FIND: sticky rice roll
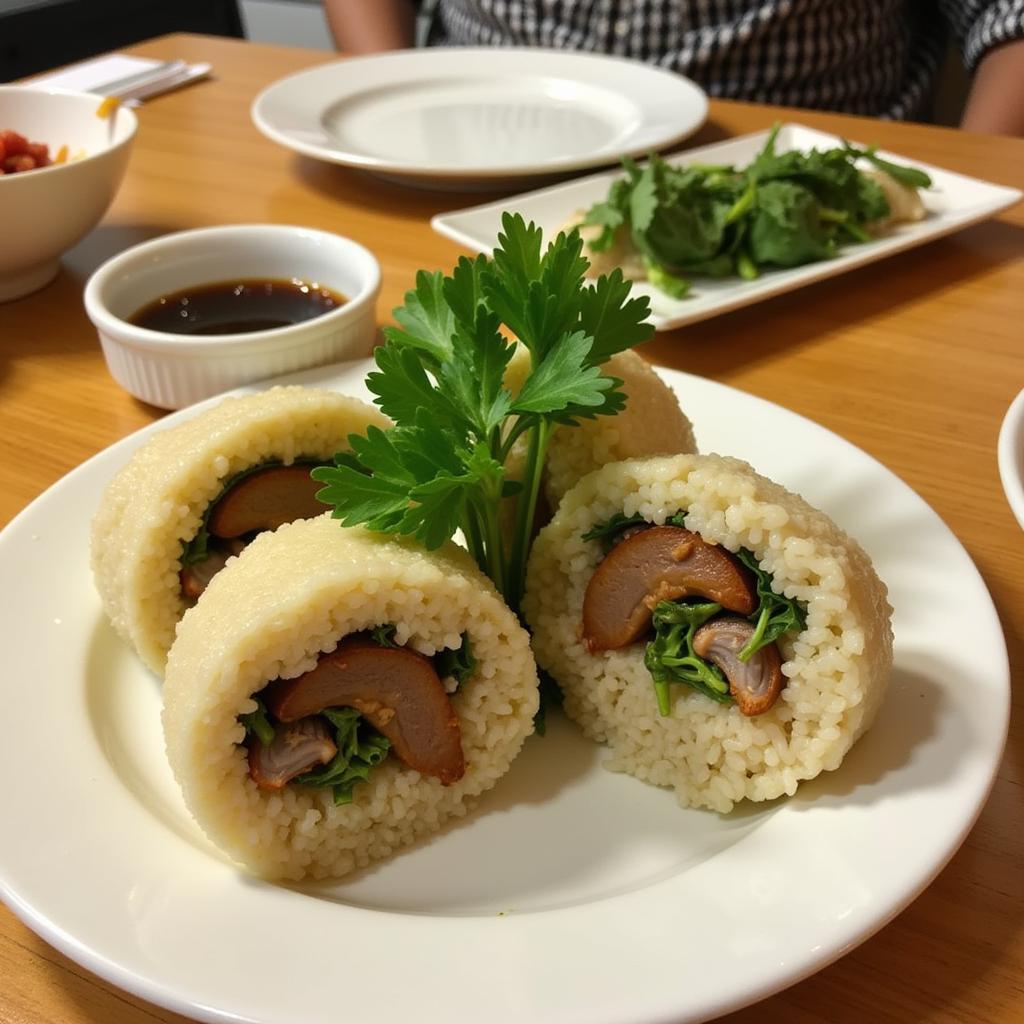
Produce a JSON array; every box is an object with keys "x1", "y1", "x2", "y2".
[
  {"x1": 162, "y1": 516, "x2": 539, "y2": 881},
  {"x1": 522, "y1": 453, "x2": 893, "y2": 813},
  {"x1": 91, "y1": 385, "x2": 392, "y2": 676},
  {"x1": 503, "y1": 345, "x2": 697, "y2": 511}
]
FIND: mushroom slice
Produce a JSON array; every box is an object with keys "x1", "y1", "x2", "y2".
[
  {"x1": 692, "y1": 616, "x2": 785, "y2": 716},
  {"x1": 179, "y1": 538, "x2": 247, "y2": 601},
  {"x1": 207, "y1": 464, "x2": 326, "y2": 539},
  {"x1": 180, "y1": 546, "x2": 234, "y2": 601},
  {"x1": 248, "y1": 715, "x2": 337, "y2": 790},
  {"x1": 582, "y1": 526, "x2": 757, "y2": 652},
  {"x1": 262, "y1": 635, "x2": 465, "y2": 785}
]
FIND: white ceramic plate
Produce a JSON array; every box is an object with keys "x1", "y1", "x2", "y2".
[
  {"x1": 997, "y1": 388, "x2": 1024, "y2": 530},
  {"x1": 251, "y1": 49, "x2": 707, "y2": 189},
  {"x1": 433, "y1": 123, "x2": 1023, "y2": 328},
  {"x1": 0, "y1": 360, "x2": 1008, "y2": 1024}
]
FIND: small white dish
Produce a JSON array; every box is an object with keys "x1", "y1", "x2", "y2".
[
  {"x1": 0, "y1": 360, "x2": 1009, "y2": 1024},
  {"x1": 251, "y1": 48, "x2": 707, "y2": 190},
  {"x1": 0, "y1": 85, "x2": 136, "y2": 301},
  {"x1": 83, "y1": 224, "x2": 381, "y2": 409},
  {"x1": 433, "y1": 123, "x2": 1023, "y2": 329},
  {"x1": 997, "y1": 388, "x2": 1024, "y2": 530}
]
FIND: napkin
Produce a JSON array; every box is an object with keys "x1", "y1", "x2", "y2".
[{"x1": 28, "y1": 54, "x2": 211, "y2": 105}]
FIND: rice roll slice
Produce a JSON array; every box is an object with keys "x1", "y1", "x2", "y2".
[
  {"x1": 163, "y1": 515, "x2": 539, "y2": 881},
  {"x1": 91, "y1": 385, "x2": 391, "y2": 675},
  {"x1": 523, "y1": 452, "x2": 893, "y2": 813},
  {"x1": 504, "y1": 345, "x2": 697, "y2": 513}
]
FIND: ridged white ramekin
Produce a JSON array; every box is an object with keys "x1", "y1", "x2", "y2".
[{"x1": 84, "y1": 224, "x2": 380, "y2": 409}]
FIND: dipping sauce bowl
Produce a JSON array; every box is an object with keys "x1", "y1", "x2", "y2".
[{"x1": 83, "y1": 224, "x2": 381, "y2": 409}]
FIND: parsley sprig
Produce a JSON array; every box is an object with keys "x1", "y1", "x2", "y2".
[{"x1": 313, "y1": 213, "x2": 654, "y2": 614}]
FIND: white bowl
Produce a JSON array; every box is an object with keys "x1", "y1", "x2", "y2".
[
  {"x1": 0, "y1": 86, "x2": 137, "y2": 301},
  {"x1": 83, "y1": 224, "x2": 381, "y2": 409},
  {"x1": 997, "y1": 388, "x2": 1024, "y2": 530}
]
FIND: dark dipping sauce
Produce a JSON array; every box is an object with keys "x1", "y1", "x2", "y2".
[{"x1": 129, "y1": 278, "x2": 346, "y2": 336}]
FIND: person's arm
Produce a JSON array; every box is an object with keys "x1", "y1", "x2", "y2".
[
  {"x1": 324, "y1": 0, "x2": 416, "y2": 54},
  {"x1": 960, "y1": 38, "x2": 1024, "y2": 134}
]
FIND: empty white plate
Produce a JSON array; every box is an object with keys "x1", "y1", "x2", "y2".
[
  {"x1": 433, "y1": 123, "x2": 1023, "y2": 327},
  {"x1": 251, "y1": 48, "x2": 707, "y2": 189}
]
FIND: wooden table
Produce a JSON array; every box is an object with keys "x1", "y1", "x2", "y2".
[{"x1": 2, "y1": 32, "x2": 1022, "y2": 1024}]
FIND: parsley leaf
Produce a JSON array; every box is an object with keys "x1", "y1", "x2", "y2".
[
  {"x1": 382, "y1": 270, "x2": 456, "y2": 364},
  {"x1": 314, "y1": 211, "x2": 654, "y2": 615},
  {"x1": 511, "y1": 330, "x2": 612, "y2": 416},
  {"x1": 579, "y1": 269, "x2": 660, "y2": 363}
]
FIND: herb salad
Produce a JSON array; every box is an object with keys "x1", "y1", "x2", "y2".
[{"x1": 577, "y1": 124, "x2": 932, "y2": 298}]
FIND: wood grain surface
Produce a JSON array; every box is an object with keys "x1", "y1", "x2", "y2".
[{"x1": 1, "y1": 33, "x2": 1022, "y2": 1024}]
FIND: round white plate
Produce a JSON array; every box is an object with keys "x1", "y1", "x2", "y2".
[
  {"x1": 0, "y1": 361, "x2": 1008, "y2": 1024},
  {"x1": 251, "y1": 49, "x2": 707, "y2": 188},
  {"x1": 997, "y1": 388, "x2": 1024, "y2": 530}
]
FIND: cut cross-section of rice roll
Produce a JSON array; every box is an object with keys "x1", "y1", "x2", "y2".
[
  {"x1": 523, "y1": 453, "x2": 893, "y2": 813},
  {"x1": 91, "y1": 386, "x2": 391, "y2": 675},
  {"x1": 163, "y1": 515, "x2": 539, "y2": 880}
]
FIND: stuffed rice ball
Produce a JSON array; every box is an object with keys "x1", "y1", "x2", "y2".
[
  {"x1": 523, "y1": 452, "x2": 893, "y2": 813},
  {"x1": 91, "y1": 385, "x2": 390, "y2": 675},
  {"x1": 162, "y1": 515, "x2": 539, "y2": 880}
]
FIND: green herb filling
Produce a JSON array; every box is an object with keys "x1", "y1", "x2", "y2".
[
  {"x1": 584, "y1": 514, "x2": 807, "y2": 714},
  {"x1": 239, "y1": 629, "x2": 474, "y2": 803}
]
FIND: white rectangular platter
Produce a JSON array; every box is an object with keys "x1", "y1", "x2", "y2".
[{"x1": 432, "y1": 123, "x2": 1022, "y2": 331}]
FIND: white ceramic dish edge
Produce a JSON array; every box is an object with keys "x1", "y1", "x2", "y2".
[
  {"x1": 997, "y1": 388, "x2": 1024, "y2": 530},
  {"x1": 0, "y1": 361, "x2": 1010, "y2": 1024},
  {"x1": 432, "y1": 123, "x2": 1023, "y2": 330}
]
